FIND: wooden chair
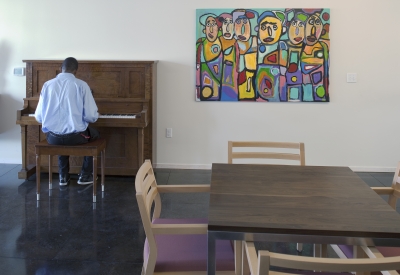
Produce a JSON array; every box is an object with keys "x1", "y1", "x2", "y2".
[
  {"x1": 35, "y1": 138, "x2": 106, "y2": 203},
  {"x1": 242, "y1": 241, "x2": 400, "y2": 275},
  {"x1": 330, "y1": 161, "x2": 400, "y2": 275},
  {"x1": 228, "y1": 141, "x2": 305, "y2": 252},
  {"x1": 228, "y1": 141, "x2": 305, "y2": 165},
  {"x1": 135, "y1": 159, "x2": 237, "y2": 275}
]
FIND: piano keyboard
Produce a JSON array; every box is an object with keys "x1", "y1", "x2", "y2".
[
  {"x1": 99, "y1": 114, "x2": 136, "y2": 119},
  {"x1": 28, "y1": 114, "x2": 136, "y2": 119}
]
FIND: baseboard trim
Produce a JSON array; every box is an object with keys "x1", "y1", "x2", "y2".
[
  {"x1": 154, "y1": 163, "x2": 212, "y2": 170},
  {"x1": 154, "y1": 163, "x2": 396, "y2": 173},
  {"x1": 0, "y1": 160, "x2": 21, "y2": 165},
  {"x1": 349, "y1": 166, "x2": 396, "y2": 172}
]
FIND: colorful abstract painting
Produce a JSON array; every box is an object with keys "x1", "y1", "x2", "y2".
[{"x1": 195, "y1": 8, "x2": 330, "y2": 102}]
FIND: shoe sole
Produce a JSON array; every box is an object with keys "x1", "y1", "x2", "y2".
[
  {"x1": 59, "y1": 180, "x2": 70, "y2": 186},
  {"x1": 77, "y1": 181, "x2": 93, "y2": 185},
  {"x1": 77, "y1": 177, "x2": 97, "y2": 185}
]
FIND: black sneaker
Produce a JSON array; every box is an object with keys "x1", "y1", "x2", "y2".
[
  {"x1": 77, "y1": 174, "x2": 97, "y2": 185},
  {"x1": 59, "y1": 174, "x2": 70, "y2": 186}
]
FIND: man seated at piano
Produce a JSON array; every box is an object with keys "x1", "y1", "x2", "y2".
[{"x1": 34, "y1": 57, "x2": 100, "y2": 187}]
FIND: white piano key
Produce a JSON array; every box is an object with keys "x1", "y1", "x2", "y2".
[{"x1": 28, "y1": 114, "x2": 136, "y2": 119}]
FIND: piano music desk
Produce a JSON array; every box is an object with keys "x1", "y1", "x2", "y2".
[{"x1": 35, "y1": 138, "x2": 106, "y2": 203}]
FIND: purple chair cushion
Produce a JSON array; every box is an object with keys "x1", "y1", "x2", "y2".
[
  {"x1": 337, "y1": 245, "x2": 400, "y2": 273},
  {"x1": 337, "y1": 245, "x2": 354, "y2": 258},
  {"x1": 376, "y1": 246, "x2": 400, "y2": 257},
  {"x1": 338, "y1": 244, "x2": 400, "y2": 258},
  {"x1": 144, "y1": 218, "x2": 235, "y2": 272},
  {"x1": 376, "y1": 246, "x2": 400, "y2": 272}
]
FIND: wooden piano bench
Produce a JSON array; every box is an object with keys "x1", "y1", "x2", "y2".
[{"x1": 34, "y1": 138, "x2": 106, "y2": 203}]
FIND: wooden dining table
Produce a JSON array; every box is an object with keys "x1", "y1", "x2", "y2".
[{"x1": 207, "y1": 163, "x2": 400, "y2": 275}]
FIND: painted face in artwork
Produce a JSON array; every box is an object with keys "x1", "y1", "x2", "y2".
[
  {"x1": 305, "y1": 14, "x2": 323, "y2": 46},
  {"x1": 234, "y1": 17, "x2": 252, "y2": 42},
  {"x1": 288, "y1": 20, "x2": 305, "y2": 45},
  {"x1": 204, "y1": 16, "x2": 219, "y2": 42},
  {"x1": 258, "y1": 16, "x2": 283, "y2": 45},
  {"x1": 221, "y1": 17, "x2": 234, "y2": 39}
]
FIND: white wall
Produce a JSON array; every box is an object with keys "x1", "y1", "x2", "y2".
[{"x1": 0, "y1": 0, "x2": 399, "y2": 171}]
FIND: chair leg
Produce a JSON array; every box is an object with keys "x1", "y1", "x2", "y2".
[
  {"x1": 48, "y1": 155, "x2": 52, "y2": 190},
  {"x1": 234, "y1": 240, "x2": 242, "y2": 275},
  {"x1": 101, "y1": 149, "x2": 105, "y2": 192},
  {"x1": 36, "y1": 154, "x2": 41, "y2": 201},
  {"x1": 93, "y1": 155, "x2": 97, "y2": 203},
  {"x1": 297, "y1": 243, "x2": 303, "y2": 252}
]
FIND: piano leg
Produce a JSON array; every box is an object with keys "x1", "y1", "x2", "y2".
[
  {"x1": 138, "y1": 128, "x2": 144, "y2": 166},
  {"x1": 18, "y1": 125, "x2": 28, "y2": 179}
]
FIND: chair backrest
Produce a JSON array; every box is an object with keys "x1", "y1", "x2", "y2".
[
  {"x1": 244, "y1": 242, "x2": 400, "y2": 275},
  {"x1": 228, "y1": 141, "x2": 305, "y2": 165},
  {"x1": 388, "y1": 161, "x2": 400, "y2": 209},
  {"x1": 135, "y1": 159, "x2": 161, "y2": 274},
  {"x1": 371, "y1": 161, "x2": 400, "y2": 210}
]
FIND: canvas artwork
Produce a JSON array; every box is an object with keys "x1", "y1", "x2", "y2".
[{"x1": 195, "y1": 8, "x2": 330, "y2": 102}]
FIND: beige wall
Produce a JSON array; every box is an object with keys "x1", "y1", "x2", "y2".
[{"x1": 0, "y1": 0, "x2": 399, "y2": 171}]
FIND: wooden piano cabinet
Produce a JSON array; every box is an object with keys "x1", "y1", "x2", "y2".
[{"x1": 16, "y1": 60, "x2": 157, "y2": 179}]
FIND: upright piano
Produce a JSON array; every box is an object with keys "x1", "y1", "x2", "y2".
[{"x1": 16, "y1": 60, "x2": 157, "y2": 179}]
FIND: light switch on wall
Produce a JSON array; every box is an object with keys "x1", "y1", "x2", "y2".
[
  {"x1": 166, "y1": 128, "x2": 172, "y2": 138},
  {"x1": 347, "y1": 73, "x2": 357, "y2": 83}
]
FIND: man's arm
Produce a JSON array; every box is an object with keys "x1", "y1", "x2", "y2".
[
  {"x1": 34, "y1": 91, "x2": 44, "y2": 123},
  {"x1": 82, "y1": 84, "x2": 99, "y2": 123}
]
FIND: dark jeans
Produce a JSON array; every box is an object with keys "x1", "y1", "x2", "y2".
[{"x1": 45, "y1": 127, "x2": 100, "y2": 176}]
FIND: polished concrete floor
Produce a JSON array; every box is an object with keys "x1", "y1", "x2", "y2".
[{"x1": 0, "y1": 163, "x2": 397, "y2": 275}]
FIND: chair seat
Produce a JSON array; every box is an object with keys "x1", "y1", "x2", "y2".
[
  {"x1": 337, "y1": 244, "x2": 400, "y2": 273},
  {"x1": 338, "y1": 244, "x2": 400, "y2": 258},
  {"x1": 337, "y1": 245, "x2": 353, "y2": 258},
  {"x1": 376, "y1": 246, "x2": 400, "y2": 257},
  {"x1": 144, "y1": 218, "x2": 235, "y2": 272}
]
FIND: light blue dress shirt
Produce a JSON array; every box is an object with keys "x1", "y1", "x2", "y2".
[{"x1": 34, "y1": 73, "x2": 99, "y2": 134}]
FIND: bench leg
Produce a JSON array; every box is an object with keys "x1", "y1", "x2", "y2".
[
  {"x1": 48, "y1": 155, "x2": 52, "y2": 190},
  {"x1": 93, "y1": 155, "x2": 97, "y2": 203},
  {"x1": 36, "y1": 154, "x2": 41, "y2": 201},
  {"x1": 101, "y1": 149, "x2": 105, "y2": 192}
]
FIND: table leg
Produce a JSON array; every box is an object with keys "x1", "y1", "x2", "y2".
[
  {"x1": 207, "y1": 232, "x2": 216, "y2": 275},
  {"x1": 314, "y1": 244, "x2": 327, "y2": 258},
  {"x1": 353, "y1": 246, "x2": 370, "y2": 275}
]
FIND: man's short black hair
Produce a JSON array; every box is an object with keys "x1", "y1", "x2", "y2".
[{"x1": 62, "y1": 57, "x2": 78, "y2": 72}]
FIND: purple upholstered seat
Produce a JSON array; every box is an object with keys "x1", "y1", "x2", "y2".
[
  {"x1": 337, "y1": 245, "x2": 400, "y2": 273},
  {"x1": 337, "y1": 245, "x2": 354, "y2": 258},
  {"x1": 144, "y1": 218, "x2": 235, "y2": 272},
  {"x1": 376, "y1": 246, "x2": 400, "y2": 257},
  {"x1": 338, "y1": 244, "x2": 400, "y2": 259}
]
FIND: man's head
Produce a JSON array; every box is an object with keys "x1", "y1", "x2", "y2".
[{"x1": 61, "y1": 57, "x2": 78, "y2": 74}]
